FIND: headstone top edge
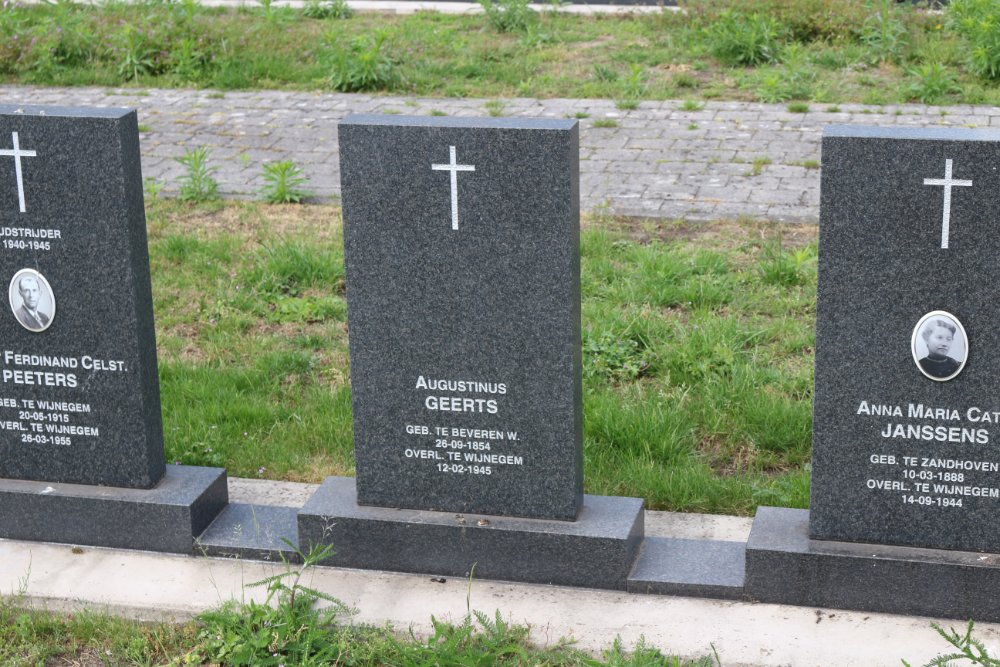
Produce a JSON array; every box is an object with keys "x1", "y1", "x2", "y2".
[
  {"x1": 823, "y1": 124, "x2": 1000, "y2": 142},
  {"x1": 0, "y1": 105, "x2": 134, "y2": 120},
  {"x1": 341, "y1": 114, "x2": 577, "y2": 132}
]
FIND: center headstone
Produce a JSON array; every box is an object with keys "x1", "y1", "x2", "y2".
[
  {"x1": 297, "y1": 115, "x2": 643, "y2": 589},
  {"x1": 339, "y1": 115, "x2": 583, "y2": 520},
  {"x1": 809, "y1": 126, "x2": 1000, "y2": 553}
]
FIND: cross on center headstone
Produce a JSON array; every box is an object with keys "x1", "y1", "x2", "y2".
[
  {"x1": 923, "y1": 158, "x2": 972, "y2": 249},
  {"x1": 0, "y1": 132, "x2": 37, "y2": 214},
  {"x1": 431, "y1": 145, "x2": 475, "y2": 231}
]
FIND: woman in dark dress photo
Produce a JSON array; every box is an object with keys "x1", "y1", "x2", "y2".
[{"x1": 917, "y1": 318, "x2": 961, "y2": 379}]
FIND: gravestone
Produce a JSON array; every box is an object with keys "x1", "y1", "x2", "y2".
[
  {"x1": 341, "y1": 115, "x2": 582, "y2": 520},
  {"x1": 298, "y1": 115, "x2": 643, "y2": 589},
  {"x1": 0, "y1": 105, "x2": 226, "y2": 553},
  {"x1": 744, "y1": 126, "x2": 1000, "y2": 620}
]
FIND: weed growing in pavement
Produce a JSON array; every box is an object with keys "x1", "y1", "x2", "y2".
[
  {"x1": 176, "y1": 147, "x2": 219, "y2": 203},
  {"x1": 484, "y1": 99, "x2": 506, "y2": 116},
  {"x1": 185, "y1": 542, "x2": 353, "y2": 665},
  {"x1": 593, "y1": 118, "x2": 619, "y2": 128},
  {"x1": 260, "y1": 160, "x2": 311, "y2": 204},
  {"x1": 745, "y1": 156, "x2": 772, "y2": 177}
]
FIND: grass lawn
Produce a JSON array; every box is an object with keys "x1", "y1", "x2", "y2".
[
  {"x1": 1, "y1": 0, "x2": 999, "y2": 106},
  {"x1": 149, "y1": 199, "x2": 816, "y2": 516},
  {"x1": 0, "y1": 598, "x2": 721, "y2": 666}
]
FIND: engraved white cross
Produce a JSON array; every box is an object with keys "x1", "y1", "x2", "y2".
[
  {"x1": 0, "y1": 132, "x2": 36, "y2": 214},
  {"x1": 923, "y1": 159, "x2": 972, "y2": 249},
  {"x1": 431, "y1": 145, "x2": 475, "y2": 231}
]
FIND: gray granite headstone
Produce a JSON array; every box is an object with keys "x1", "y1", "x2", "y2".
[
  {"x1": 0, "y1": 106, "x2": 163, "y2": 489},
  {"x1": 340, "y1": 115, "x2": 582, "y2": 520},
  {"x1": 811, "y1": 126, "x2": 1000, "y2": 552}
]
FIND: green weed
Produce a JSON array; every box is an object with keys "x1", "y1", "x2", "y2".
[
  {"x1": 787, "y1": 101, "x2": 809, "y2": 112},
  {"x1": 584, "y1": 330, "x2": 653, "y2": 383},
  {"x1": 303, "y1": 0, "x2": 352, "y2": 19},
  {"x1": 176, "y1": 147, "x2": 219, "y2": 203},
  {"x1": 593, "y1": 63, "x2": 619, "y2": 83},
  {"x1": 903, "y1": 621, "x2": 1000, "y2": 666},
  {"x1": 673, "y1": 72, "x2": 698, "y2": 89},
  {"x1": 593, "y1": 118, "x2": 619, "y2": 128},
  {"x1": 480, "y1": 0, "x2": 536, "y2": 33},
  {"x1": 706, "y1": 11, "x2": 786, "y2": 66},
  {"x1": 484, "y1": 99, "x2": 506, "y2": 116},
  {"x1": 949, "y1": 0, "x2": 1000, "y2": 80},
  {"x1": 143, "y1": 177, "x2": 163, "y2": 201},
  {"x1": 907, "y1": 61, "x2": 961, "y2": 103},
  {"x1": 114, "y1": 24, "x2": 155, "y2": 81},
  {"x1": 190, "y1": 542, "x2": 353, "y2": 665},
  {"x1": 260, "y1": 160, "x2": 312, "y2": 204},
  {"x1": 328, "y1": 32, "x2": 398, "y2": 92},
  {"x1": 861, "y1": 0, "x2": 909, "y2": 64},
  {"x1": 757, "y1": 236, "x2": 817, "y2": 287},
  {"x1": 746, "y1": 156, "x2": 772, "y2": 177},
  {"x1": 621, "y1": 62, "x2": 648, "y2": 99}
]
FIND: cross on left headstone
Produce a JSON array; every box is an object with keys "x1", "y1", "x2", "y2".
[{"x1": 0, "y1": 131, "x2": 37, "y2": 213}]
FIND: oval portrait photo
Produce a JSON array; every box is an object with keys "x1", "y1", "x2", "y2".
[
  {"x1": 911, "y1": 310, "x2": 967, "y2": 382},
  {"x1": 8, "y1": 268, "x2": 55, "y2": 333}
]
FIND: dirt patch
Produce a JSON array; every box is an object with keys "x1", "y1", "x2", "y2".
[
  {"x1": 585, "y1": 212, "x2": 818, "y2": 250},
  {"x1": 282, "y1": 454, "x2": 354, "y2": 483},
  {"x1": 151, "y1": 201, "x2": 342, "y2": 240}
]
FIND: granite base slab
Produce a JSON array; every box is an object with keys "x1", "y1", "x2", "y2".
[
  {"x1": 197, "y1": 503, "x2": 301, "y2": 563},
  {"x1": 745, "y1": 506, "x2": 1000, "y2": 621},
  {"x1": 627, "y1": 536, "x2": 746, "y2": 600},
  {"x1": 298, "y1": 476, "x2": 643, "y2": 590},
  {"x1": 0, "y1": 465, "x2": 227, "y2": 554}
]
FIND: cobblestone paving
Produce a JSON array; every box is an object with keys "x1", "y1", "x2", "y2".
[{"x1": 6, "y1": 84, "x2": 1000, "y2": 222}]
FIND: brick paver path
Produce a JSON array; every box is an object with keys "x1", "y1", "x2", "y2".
[{"x1": 5, "y1": 85, "x2": 1000, "y2": 222}]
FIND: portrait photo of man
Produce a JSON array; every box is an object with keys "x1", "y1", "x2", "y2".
[
  {"x1": 911, "y1": 310, "x2": 967, "y2": 382},
  {"x1": 9, "y1": 269, "x2": 54, "y2": 333}
]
